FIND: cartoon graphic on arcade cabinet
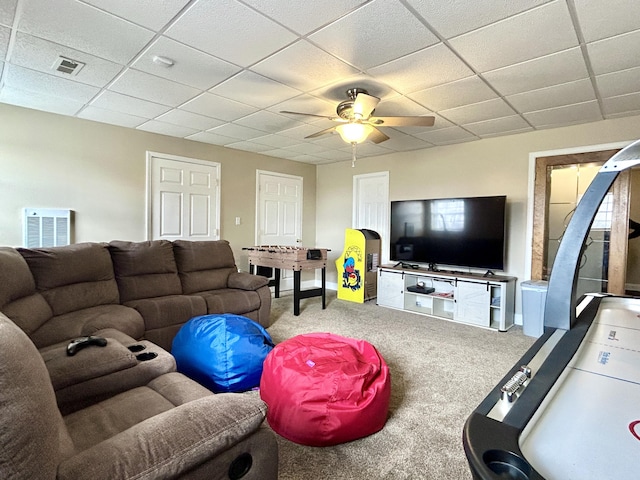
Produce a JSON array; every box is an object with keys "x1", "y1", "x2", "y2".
[{"x1": 341, "y1": 254, "x2": 362, "y2": 291}]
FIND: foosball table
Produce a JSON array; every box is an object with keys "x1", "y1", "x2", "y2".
[{"x1": 243, "y1": 246, "x2": 330, "y2": 316}]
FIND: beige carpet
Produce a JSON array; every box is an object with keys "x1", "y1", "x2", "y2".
[{"x1": 264, "y1": 291, "x2": 536, "y2": 480}]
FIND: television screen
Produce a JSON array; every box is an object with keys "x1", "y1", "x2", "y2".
[{"x1": 390, "y1": 195, "x2": 506, "y2": 271}]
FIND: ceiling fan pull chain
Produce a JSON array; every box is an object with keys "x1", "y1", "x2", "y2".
[{"x1": 351, "y1": 142, "x2": 357, "y2": 168}]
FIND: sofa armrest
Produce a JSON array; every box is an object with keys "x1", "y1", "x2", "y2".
[
  {"x1": 228, "y1": 271, "x2": 269, "y2": 291},
  {"x1": 41, "y1": 338, "x2": 137, "y2": 391},
  {"x1": 57, "y1": 394, "x2": 268, "y2": 480}
]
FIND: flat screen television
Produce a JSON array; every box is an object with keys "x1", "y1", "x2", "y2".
[{"x1": 390, "y1": 195, "x2": 506, "y2": 271}]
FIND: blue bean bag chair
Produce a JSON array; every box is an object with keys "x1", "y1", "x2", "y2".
[{"x1": 172, "y1": 314, "x2": 274, "y2": 393}]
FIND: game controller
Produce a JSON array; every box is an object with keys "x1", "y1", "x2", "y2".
[{"x1": 66, "y1": 336, "x2": 108, "y2": 356}]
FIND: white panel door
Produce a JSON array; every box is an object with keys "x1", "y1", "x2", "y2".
[
  {"x1": 257, "y1": 171, "x2": 302, "y2": 246},
  {"x1": 256, "y1": 171, "x2": 303, "y2": 290},
  {"x1": 148, "y1": 152, "x2": 220, "y2": 241},
  {"x1": 353, "y1": 172, "x2": 389, "y2": 261}
]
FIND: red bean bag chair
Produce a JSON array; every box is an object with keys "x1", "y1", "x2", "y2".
[{"x1": 260, "y1": 332, "x2": 390, "y2": 446}]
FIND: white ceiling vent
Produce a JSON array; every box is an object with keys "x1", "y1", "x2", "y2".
[{"x1": 52, "y1": 56, "x2": 85, "y2": 76}]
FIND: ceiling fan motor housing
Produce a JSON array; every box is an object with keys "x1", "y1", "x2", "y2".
[{"x1": 337, "y1": 88, "x2": 372, "y2": 119}]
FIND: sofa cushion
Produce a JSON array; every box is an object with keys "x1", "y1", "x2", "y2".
[
  {"x1": 0, "y1": 313, "x2": 74, "y2": 479},
  {"x1": 198, "y1": 288, "x2": 262, "y2": 315},
  {"x1": 29, "y1": 304, "x2": 145, "y2": 349},
  {"x1": 0, "y1": 247, "x2": 53, "y2": 334},
  {"x1": 123, "y1": 294, "x2": 207, "y2": 331},
  {"x1": 19, "y1": 243, "x2": 120, "y2": 316},
  {"x1": 109, "y1": 240, "x2": 182, "y2": 302},
  {"x1": 173, "y1": 240, "x2": 237, "y2": 293}
]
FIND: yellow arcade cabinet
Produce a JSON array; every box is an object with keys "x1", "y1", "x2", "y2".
[{"x1": 336, "y1": 229, "x2": 381, "y2": 303}]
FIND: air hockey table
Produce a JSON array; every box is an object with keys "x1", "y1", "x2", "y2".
[{"x1": 463, "y1": 139, "x2": 640, "y2": 480}]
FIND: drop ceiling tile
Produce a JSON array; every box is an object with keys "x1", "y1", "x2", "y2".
[
  {"x1": 156, "y1": 109, "x2": 225, "y2": 130},
  {"x1": 408, "y1": 75, "x2": 498, "y2": 111},
  {"x1": 587, "y1": 29, "x2": 640, "y2": 75},
  {"x1": 90, "y1": 90, "x2": 171, "y2": 118},
  {"x1": 234, "y1": 110, "x2": 299, "y2": 133},
  {"x1": 291, "y1": 154, "x2": 333, "y2": 164},
  {"x1": 269, "y1": 93, "x2": 337, "y2": 118},
  {"x1": 371, "y1": 94, "x2": 435, "y2": 117},
  {"x1": 482, "y1": 47, "x2": 588, "y2": 96},
  {"x1": 573, "y1": 0, "x2": 640, "y2": 42},
  {"x1": 137, "y1": 119, "x2": 198, "y2": 137},
  {"x1": 0, "y1": 25, "x2": 9, "y2": 59},
  {"x1": 131, "y1": 36, "x2": 241, "y2": 90},
  {"x1": 16, "y1": 0, "x2": 155, "y2": 64},
  {"x1": 602, "y1": 92, "x2": 640, "y2": 117},
  {"x1": 392, "y1": 113, "x2": 454, "y2": 134},
  {"x1": 343, "y1": 142, "x2": 392, "y2": 157},
  {"x1": 251, "y1": 134, "x2": 300, "y2": 148},
  {"x1": 109, "y1": 69, "x2": 200, "y2": 106},
  {"x1": 165, "y1": 0, "x2": 297, "y2": 67},
  {"x1": 278, "y1": 123, "x2": 331, "y2": 141},
  {"x1": 596, "y1": 66, "x2": 640, "y2": 98},
  {"x1": 439, "y1": 98, "x2": 516, "y2": 124},
  {"x1": 11, "y1": 33, "x2": 123, "y2": 88},
  {"x1": 415, "y1": 126, "x2": 478, "y2": 145},
  {"x1": 181, "y1": 92, "x2": 258, "y2": 121},
  {"x1": 284, "y1": 142, "x2": 328, "y2": 155},
  {"x1": 0, "y1": 84, "x2": 85, "y2": 115},
  {"x1": 225, "y1": 140, "x2": 273, "y2": 153},
  {"x1": 523, "y1": 100, "x2": 602, "y2": 128},
  {"x1": 449, "y1": 1, "x2": 578, "y2": 72},
  {"x1": 309, "y1": 2, "x2": 438, "y2": 70},
  {"x1": 4, "y1": 64, "x2": 100, "y2": 102},
  {"x1": 375, "y1": 130, "x2": 434, "y2": 152},
  {"x1": 210, "y1": 70, "x2": 301, "y2": 109},
  {"x1": 260, "y1": 148, "x2": 301, "y2": 159},
  {"x1": 463, "y1": 115, "x2": 532, "y2": 137},
  {"x1": 208, "y1": 123, "x2": 266, "y2": 141},
  {"x1": 82, "y1": 0, "x2": 190, "y2": 31},
  {"x1": 0, "y1": 0, "x2": 17, "y2": 27},
  {"x1": 368, "y1": 43, "x2": 474, "y2": 94},
  {"x1": 406, "y1": 0, "x2": 551, "y2": 39},
  {"x1": 313, "y1": 148, "x2": 353, "y2": 161},
  {"x1": 186, "y1": 131, "x2": 238, "y2": 145},
  {"x1": 244, "y1": 0, "x2": 366, "y2": 35},
  {"x1": 251, "y1": 40, "x2": 359, "y2": 92},
  {"x1": 77, "y1": 105, "x2": 147, "y2": 128},
  {"x1": 507, "y1": 78, "x2": 596, "y2": 113}
]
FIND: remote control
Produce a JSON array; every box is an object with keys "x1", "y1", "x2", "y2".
[{"x1": 66, "y1": 336, "x2": 108, "y2": 356}]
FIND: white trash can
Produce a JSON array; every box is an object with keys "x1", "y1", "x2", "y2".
[{"x1": 521, "y1": 280, "x2": 548, "y2": 338}]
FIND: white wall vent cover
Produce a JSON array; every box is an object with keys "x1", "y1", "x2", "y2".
[
  {"x1": 24, "y1": 208, "x2": 72, "y2": 248},
  {"x1": 52, "y1": 56, "x2": 85, "y2": 76}
]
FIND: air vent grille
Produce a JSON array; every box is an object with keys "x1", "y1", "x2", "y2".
[
  {"x1": 24, "y1": 208, "x2": 72, "y2": 248},
  {"x1": 52, "y1": 56, "x2": 85, "y2": 76}
]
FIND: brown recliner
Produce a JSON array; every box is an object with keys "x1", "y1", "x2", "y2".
[{"x1": 0, "y1": 312, "x2": 278, "y2": 480}]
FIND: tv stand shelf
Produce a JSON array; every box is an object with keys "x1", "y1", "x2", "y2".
[{"x1": 377, "y1": 266, "x2": 516, "y2": 331}]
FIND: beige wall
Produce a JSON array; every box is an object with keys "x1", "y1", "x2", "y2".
[
  {"x1": 4, "y1": 101, "x2": 640, "y2": 319},
  {"x1": 317, "y1": 114, "x2": 640, "y2": 319},
  {"x1": 0, "y1": 103, "x2": 316, "y2": 271}
]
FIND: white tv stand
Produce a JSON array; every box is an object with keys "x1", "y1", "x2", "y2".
[{"x1": 377, "y1": 265, "x2": 516, "y2": 331}]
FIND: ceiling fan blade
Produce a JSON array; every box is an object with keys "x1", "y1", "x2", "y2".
[
  {"x1": 280, "y1": 110, "x2": 343, "y2": 122},
  {"x1": 368, "y1": 115, "x2": 435, "y2": 127},
  {"x1": 305, "y1": 126, "x2": 337, "y2": 139},
  {"x1": 353, "y1": 93, "x2": 380, "y2": 119},
  {"x1": 368, "y1": 126, "x2": 390, "y2": 144}
]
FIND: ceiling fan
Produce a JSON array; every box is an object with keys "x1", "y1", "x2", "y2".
[{"x1": 280, "y1": 88, "x2": 435, "y2": 145}]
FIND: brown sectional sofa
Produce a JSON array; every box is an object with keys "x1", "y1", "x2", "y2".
[{"x1": 0, "y1": 239, "x2": 277, "y2": 479}]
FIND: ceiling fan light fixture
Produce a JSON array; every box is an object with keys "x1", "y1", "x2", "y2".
[{"x1": 336, "y1": 122, "x2": 373, "y2": 144}]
